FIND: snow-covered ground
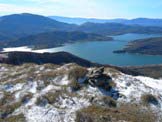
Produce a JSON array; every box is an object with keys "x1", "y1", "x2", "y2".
[
  {"x1": 0, "y1": 63, "x2": 162, "y2": 122},
  {"x1": 3, "y1": 46, "x2": 33, "y2": 52}
]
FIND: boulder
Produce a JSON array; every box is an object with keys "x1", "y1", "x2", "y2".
[{"x1": 87, "y1": 67, "x2": 112, "y2": 89}]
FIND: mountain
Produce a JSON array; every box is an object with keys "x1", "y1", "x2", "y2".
[
  {"x1": 0, "y1": 54, "x2": 162, "y2": 121},
  {"x1": 0, "y1": 13, "x2": 76, "y2": 41},
  {"x1": 114, "y1": 37, "x2": 162, "y2": 55},
  {"x1": 122, "y1": 18, "x2": 162, "y2": 27},
  {"x1": 1, "y1": 13, "x2": 162, "y2": 43},
  {"x1": 0, "y1": 31, "x2": 112, "y2": 50},
  {"x1": 50, "y1": 16, "x2": 162, "y2": 27},
  {"x1": 49, "y1": 16, "x2": 125, "y2": 25},
  {"x1": 76, "y1": 22, "x2": 162, "y2": 35}
]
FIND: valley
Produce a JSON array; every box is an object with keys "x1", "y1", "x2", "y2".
[
  {"x1": 3, "y1": 33, "x2": 162, "y2": 66},
  {"x1": 1, "y1": 12, "x2": 162, "y2": 122},
  {"x1": 1, "y1": 0, "x2": 162, "y2": 122}
]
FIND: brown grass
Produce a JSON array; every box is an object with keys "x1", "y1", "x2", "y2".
[
  {"x1": 0, "y1": 92, "x2": 14, "y2": 106},
  {"x1": 69, "y1": 79, "x2": 82, "y2": 91},
  {"x1": 68, "y1": 66, "x2": 88, "y2": 80},
  {"x1": 43, "y1": 91, "x2": 61, "y2": 104},
  {"x1": 101, "y1": 96, "x2": 117, "y2": 108},
  {"x1": 21, "y1": 93, "x2": 33, "y2": 104},
  {"x1": 0, "y1": 102, "x2": 22, "y2": 119},
  {"x1": 76, "y1": 104, "x2": 157, "y2": 122},
  {"x1": 141, "y1": 94, "x2": 159, "y2": 106},
  {"x1": 0, "y1": 114, "x2": 26, "y2": 122}
]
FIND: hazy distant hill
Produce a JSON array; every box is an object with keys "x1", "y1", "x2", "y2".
[
  {"x1": 0, "y1": 13, "x2": 76, "y2": 41},
  {"x1": 76, "y1": 22, "x2": 162, "y2": 35},
  {"x1": 122, "y1": 18, "x2": 162, "y2": 27},
  {"x1": 1, "y1": 13, "x2": 162, "y2": 42},
  {"x1": 49, "y1": 16, "x2": 126, "y2": 25},
  {"x1": 50, "y1": 16, "x2": 162, "y2": 27},
  {"x1": 0, "y1": 31, "x2": 112, "y2": 50}
]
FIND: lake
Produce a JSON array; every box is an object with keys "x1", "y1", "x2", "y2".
[{"x1": 3, "y1": 33, "x2": 162, "y2": 66}]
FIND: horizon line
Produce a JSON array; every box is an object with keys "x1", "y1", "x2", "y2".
[{"x1": 1, "y1": 13, "x2": 162, "y2": 20}]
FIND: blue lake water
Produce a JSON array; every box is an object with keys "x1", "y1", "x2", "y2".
[
  {"x1": 4, "y1": 33, "x2": 162, "y2": 66},
  {"x1": 36, "y1": 33, "x2": 162, "y2": 66}
]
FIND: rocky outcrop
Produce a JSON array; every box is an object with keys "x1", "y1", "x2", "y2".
[
  {"x1": 86, "y1": 67, "x2": 119, "y2": 99},
  {"x1": 87, "y1": 67, "x2": 112, "y2": 87}
]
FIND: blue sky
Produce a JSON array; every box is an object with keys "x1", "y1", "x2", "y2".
[{"x1": 0, "y1": 0, "x2": 162, "y2": 19}]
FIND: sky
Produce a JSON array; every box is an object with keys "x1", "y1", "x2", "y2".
[{"x1": 0, "y1": 0, "x2": 162, "y2": 19}]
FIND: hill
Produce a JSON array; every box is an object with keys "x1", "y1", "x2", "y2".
[
  {"x1": 50, "y1": 16, "x2": 162, "y2": 27},
  {"x1": 0, "y1": 56, "x2": 162, "y2": 121},
  {"x1": 0, "y1": 31, "x2": 112, "y2": 50},
  {"x1": 76, "y1": 22, "x2": 162, "y2": 35},
  {"x1": 1, "y1": 13, "x2": 162, "y2": 42},
  {"x1": 0, "y1": 51, "x2": 98, "y2": 67},
  {"x1": 0, "y1": 13, "x2": 76, "y2": 41},
  {"x1": 49, "y1": 16, "x2": 124, "y2": 25},
  {"x1": 114, "y1": 37, "x2": 162, "y2": 55}
]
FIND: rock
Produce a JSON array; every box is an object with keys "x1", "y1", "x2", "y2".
[{"x1": 87, "y1": 67, "x2": 112, "y2": 89}]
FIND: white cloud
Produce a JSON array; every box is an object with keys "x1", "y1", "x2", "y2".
[
  {"x1": 1, "y1": 0, "x2": 161, "y2": 19},
  {"x1": 0, "y1": 0, "x2": 107, "y2": 18},
  {"x1": 0, "y1": 3, "x2": 42, "y2": 15}
]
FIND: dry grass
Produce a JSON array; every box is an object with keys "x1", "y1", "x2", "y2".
[
  {"x1": 67, "y1": 66, "x2": 88, "y2": 91},
  {"x1": 101, "y1": 96, "x2": 117, "y2": 108},
  {"x1": 141, "y1": 94, "x2": 159, "y2": 106},
  {"x1": 68, "y1": 66, "x2": 88, "y2": 80},
  {"x1": 104, "y1": 67, "x2": 120, "y2": 78},
  {"x1": 36, "y1": 91, "x2": 62, "y2": 106},
  {"x1": 0, "y1": 102, "x2": 22, "y2": 119},
  {"x1": 36, "y1": 70, "x2": 66, "y2": 82},
  {"x1": 21, "y1": 93, "x2": 33, "y2": 104},
  {"x1": 69, "y1": 79, "x2": 82, "y2": 91},
  {"x1": 43, "y1": 91, "x2": 61, "y2": 104},
  {"x1": 43, "y1": 63, "x2": 59, "y2": 69},
  {"x1": 0, "y1": 114, "x2": 26, "y2": 122},
  {"x1": 0, "y1": 92, "x2": 14, "y2": 106},
  {"x1": 76, "y1": 104, "x2": 157, "y2": 122}
]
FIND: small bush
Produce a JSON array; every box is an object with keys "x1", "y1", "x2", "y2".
[
  {"x1": 21, "y1": 93, "x2": 33, "y2": 104},
  {"x1": 36, "y1": 97, "x2": 48, "y2": 107},
  {"x1": 104, "y1": 81, "x2": 116, "y2": 91},
  {"x1": 0, "y1": 92, "x2": 14, "y2": 106},
  {"x1": 76, "y1": 104, "x2": 157, "y2": 122},
  {"x1": 43, "y1": 91, "x2": 61, "y2": 104},
  {"x1": 102, "y1": 96, "x2": 117, "y2": 107},
  {"x1": 36, "y1": 70, "x2": 66, "y2": 83},
  {"x1": 70, "y1": 80, "x2": 82, "y2": 91},
  {"x1": 43, "y1": 64, "x2": 59, "y2": 69},
  {"x1": 0, "y1": 102, "x2": 22, "y2": 119},
  {"x1": 0, "y1": 114, "x2": 26, "y2": 122},
  {"x1": 141, "y1": 94, "x2": 159, "y2": 106},
  {"x1": 76, "y1": 106, "x2": 112, "y2": 122},
  {"x1": 68, "y1": 66, "x2": 88, "y2": 80}
]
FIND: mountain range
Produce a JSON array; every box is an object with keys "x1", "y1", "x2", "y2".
[
  {"x1": 1, "y1": 12, "x2": 162, "y2": 122},
  {"x1": 50, "y1": 16, "x2": 162, "y2": 27},
  {"x1": 0, "y1": 13, "x2": 76, "y2": 41},
  {"x1": 1, "y1": 13, "x2": 162, "y2": 50}
]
